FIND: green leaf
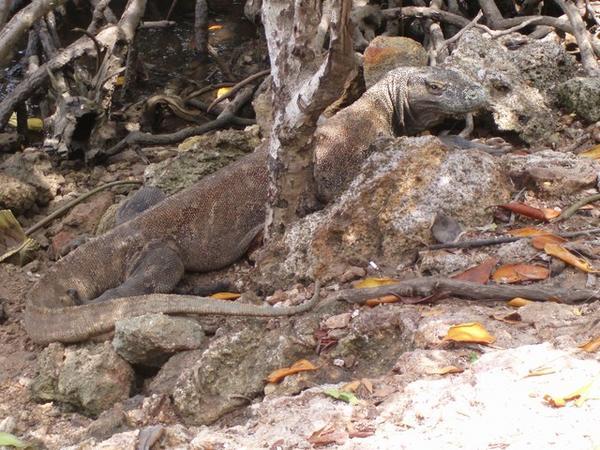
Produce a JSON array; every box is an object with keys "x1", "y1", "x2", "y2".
[
  {"x1": 0, "y1": 432, "x2": 28, "y2": 448},
  {"x1": 324, "y1": 388, "x2": 359, "y2": 405}
]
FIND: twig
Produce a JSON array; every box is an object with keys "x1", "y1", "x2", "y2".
[
  {"x1": 554, "y1": 0, "x2": 600, "y2": 75},
  {"x1": 475, "y1": 17, "x2": 542, "y2": 38},
  {"x1": 427, "y1": 227, "x2": 600, "y2": 250},
  {"x1": 184, "y1": 82, "x2": 235, "y2": 101},
  {"x1": 207, "y1": 69, "x2": 270, "y2": 113},
  {"x1": 555, "y1": 194, "x2": 600, "y2": 222},
  {"x1": 331, "y1": 276, "x2": 600, "y2": 304},
  {"x1": 165, "y1": 0, "x2": 178, "y2": 20},
  {"x1": 438, "y1": 10, "x2": 483, "y2": 52},
  {"x1": 382, "y1": 6, "x2": 471, "y2": 28},
  {"x1": 25, "y1": 180, "x2": 142, "y2": 235},
  {"x1": 104, "y1": 85, "x2": 256, "y2": 156},
  {"x1": 139, "y1": 20, "x2": 176, "y2": 29}
]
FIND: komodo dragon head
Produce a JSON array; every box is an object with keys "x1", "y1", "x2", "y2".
[{"x1": 377, "y1": 66, "x2": 488, "y2": 135}]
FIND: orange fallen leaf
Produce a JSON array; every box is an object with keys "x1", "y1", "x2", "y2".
[
  {"x1": 208, "y1": 24, "x2": 224, "y2": 31},
  {"x1": 508, "y1": 227, "x2": 551, "y2": 237},
  {"x1": 210, "y1": 292, "x2": 241, "y2": 300},
  {"x1": 365, "y1": 294, "x2": 400, "y2": 306},
  {"x1": 541, "y1": 208, "x2": 561, "y2": 220},
  {"x1": 492, "y1": 264, "x2": 549, "y2": 284},
  {"x1": 544, "y1": 243, "x2": 600, "y2": 273},
  {"x1": 452, "y1": 257, "x2": 498, "y2": 284},
  {"x1": 544, "y1": 378, "x2": 596, "y2": 408},
  {"x1": 498, "y1": 202, "x2": 548, "y2": 221},
  {"x1": 579, "y1": 336, "x2": 600, "y2": 353},
  {"x1": 580, "y1": 144, "x2": 600, "y2": 159},
  {"x1": 426, "y1": 365, "x2": 464, "y2": 375},
  {"x1": 308, "y1": 423, "x2": 347, "y2": 446},
  {"x1": 531, "y1": 233, "x2": 567, "y2": 250},
  {"x1": 443, "y1": 322, "x2": 496, "y2": 345},
  {"x1": 266, "y1": 359, "x2": 318, "y2": 384},
  {"x1": 507, "y1": 297, "x2": 533, "y2": 307},
  {"x1": 354, "y1": 277, "x2": 398, "y2": 288}
]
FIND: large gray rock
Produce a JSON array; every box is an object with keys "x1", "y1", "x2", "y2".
[
  {"x1": 113, "y1": 313, "x2": 206, "y2": 366},
  {"x1": 267, "y1": 136, "x2": 511, "y2": 283},
  {"x1": 446, "y1": 30, "x2": 577, "y2": 144},
  {"x1": 557, "y1": 77, "x2": 600, "y2": 122},
  {"x1": 31, "y1": 342, "x2": 134, "y2": 416}
]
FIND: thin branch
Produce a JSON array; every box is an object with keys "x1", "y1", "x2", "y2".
[
  {"x1": 332, "y1": 277, "x2": 600, "y2": 305},
  {"x1": 206, "y1": 69, "x2": 270, "y2": 112},
  {"x1": 555, "y1": 194, "x2": 600, "y2": 222}
]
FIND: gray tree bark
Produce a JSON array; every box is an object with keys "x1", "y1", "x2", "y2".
[{"x1": 261, "y1": 0, "x2": 356, "y2": 240}]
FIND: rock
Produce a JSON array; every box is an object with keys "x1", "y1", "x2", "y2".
[
  {"x1": 170, "y1": 321, "x2": 314, "y2": 425},
  {"x1": 271, "y1": 136, "x2": 511, "y2": 283},
  {"x1": 446, "y1": 30, "x2": 576, "y2": 144},
  {"x1": 252, "y1": 82, "x2": 273, "y2": 136},
  {"x1": 0, "y1": 149, "x2": 64, "y2": 207},
  {"x1": 419, "y1": 250, "x2": 490, "y2": 276},
  {"x1": 63, "y1": 191, "x2": 114, "y2": 233},
  {"x1": 113, "y1": 314, "x2": 206, "y2": 366},
  {"x1": 148, "y1": 349, "x2": 204, "y2": 395},
  {"x1": 0, "y1": 173, "x2": 37, "y2": 214},
  {"x1": 50, "y1": 230, "x2": 88, "y2": 258},
  {"x1": 0, "y1": 133, "x2": 22, "y2": 152},
  {"x1": 363, "y1": 36, "x2": 427, "y2": 88},
  {"x1": 144, "y1": 127, "x2": 261, "y2": 195},
  {"x1": 85, "y1": 404, "x2": 128, "y2": 441},
  {"x1": 503, "y1": 150, "x2": 600, "y2": 198},
  {"x1": 31, "y1": 342, "x2": 134, "y2": 416},
  {"x1": 557, "y1": 77, "x2": 600, "y2": 122}
]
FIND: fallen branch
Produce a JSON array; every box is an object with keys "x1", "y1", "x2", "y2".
[
  {"x1": 555, "y1": 194, "x2": 600, "y2": 222},
  {"x1": 0, "y1": 0, "x2": 66, "y2": 68},
  {"x1": 427, "y1": 227, "x2": 600, "y2": 250},
  {"x1": 207, "y1": 69, "x2": 270, "y2": 112},
  {"x1": 104, "y1": 85, "x2": 255, "y2": 156},
  {"x1": 332, "y1": 276, "x2": 600, "y2": 305},
  {"x1": 26, "y1": 180, "x2": 142, "y2": 235}
]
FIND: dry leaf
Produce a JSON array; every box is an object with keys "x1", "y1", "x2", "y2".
[
  {"x1": 507, "y1": 297, "x2": 533, "y2": 307},
  {"x1": 508, "y1": 227, "x2": 551, "y2": 237},
  {"x1": 266, "y1": 359, "x2": 317, "y2": 384},
  {"x1": 541, "y1": 208, "x2": 561, "y2": 220},
  {"x1": 308, "y1": 423, "x2": 347, "y2": 447},
  {"x1": 216, "y1": 86, "x2": 231, "y2": 98},
  {"x1": 492, "y1": 312, "x2": 522, "y2": 323},
  {"x1": 492, "y1": 264, "x2": 550, "y2": 284},
  {"x1": 426, "y1": 365, "x2": 464, "y2": 375},
  {"x1": 210, "y1": 292, "x2": 241, "y2": 300},
  {"x1": 531, "y1": 233, "x2": 567, "y2": 250},
  {"x1": 354, "y1": 277, "x2": 398, "y2": 288},
  {"x1": 365, "y1": 294, "x2": 399, "y2": 306},
  {"x1": 580, "y1": 144, "x2": 600, "y2": 159},
  {"x1": 579, "y1": 336, "x2": 600, "y2": 353},
  {"x1": 544, "y1": 378, "x2": 596, "y2": 408},
  {"x1": 208, "y1": 24, "x2": 224, "y2": 31},
  {"x1": 544, "y1": 243, "x2": 600, "y2": 273},
  {"x1": 452, "y1": 257, "x2": 498, "y2": 284},
  {"x1": 498, "y1": 202, "x2": 548, "y2": 221},
  {"x1": 443, "y1": 322, "x2": 496, "y2": 345}
]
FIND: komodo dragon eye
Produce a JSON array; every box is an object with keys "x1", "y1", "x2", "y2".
[{"x1": 425, "y1": 80, "x2": 446, "y2": 95}]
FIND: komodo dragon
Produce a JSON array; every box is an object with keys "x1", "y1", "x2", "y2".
[{"x1": 25, "y1": 66, "x2": 487, "y2": 344}]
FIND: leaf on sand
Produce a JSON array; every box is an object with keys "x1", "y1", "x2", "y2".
[
  {"x1": 208, "y1": 24, "x2": 224, "y2": 31},
  {"x1": 365, "y1": 294, "x2": 399, "y2": 306},
  {"x1": 308, "y1": 422, "x2": 347, "y2": 446},
  {"x1": 492, "y1": 264, "x2": 549, "y2": 284},
  {"x1": 324, "y1": 388, "x2": 360, "y2": 405},
  {"x1": 266, "y1": 359, "x2": 317, "y2": 384},
  {"x1": 452, "y1": 257, "x2": 499, "y2": 284},
  {"x1": 544, "y1": 377, "x2": 597, "y2": 407},
  {"x1": 525, "y1": 366, "x2": 556, "y2": 377},
  {"x1": 0, "y1": 210, "x2": 39, "y2": 266},
  {"x1": 507, "y1": 297, "x2": 533, "y2": 307},
  {"x1": 0, "y1": 432, "x2": 28, "y2": 448},
  {"x1": 508, "y1": 227, "x2": 551, "y2": 237},
  {"x1": 353, "y1": 277, "x2": 398, "y2": 288},
  {"x1": 579, "y1": 336, "x2": 600, "y2": 353},
  {"x1": 544, "y1": 243, "x2": 600, "y2": 273},
  {"x1": 580, "y1": 144, "x2": 600, "y2": 159},
  {"x1": 210, "y1": 292, "x2": 241, "y2": 300},
  {"x1": 443, "y1": 322, "x2": 496, "y2": 345}
]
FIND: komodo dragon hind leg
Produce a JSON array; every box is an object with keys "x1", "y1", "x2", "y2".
[{"x1": 90, "y1": 238, "x2": 184, "y2": 303}]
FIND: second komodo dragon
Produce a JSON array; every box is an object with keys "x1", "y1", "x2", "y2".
[{"x1": 25, "y1": 66, "x2": 487, "y2": 344}]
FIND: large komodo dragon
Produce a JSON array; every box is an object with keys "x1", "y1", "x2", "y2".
[{"x1": 25, "y1": 66, "x2": 487, "y2": 344}]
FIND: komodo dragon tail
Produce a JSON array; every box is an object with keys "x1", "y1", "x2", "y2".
[{"x1": 25, "y1": 282, "x2": 321, "y2": 345}]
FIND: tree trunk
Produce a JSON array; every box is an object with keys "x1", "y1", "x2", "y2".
[{"x1": 261, "y1": 0, "x2": 356, "y2": 240}]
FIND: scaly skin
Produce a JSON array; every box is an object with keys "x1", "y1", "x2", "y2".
[{"x1": 25, "y1": 67, "x2": 488, "y2": 344}]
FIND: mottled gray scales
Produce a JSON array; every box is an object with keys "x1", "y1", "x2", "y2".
[{"x1": 25, "y1": 67, "x2": 487, "y2": 344}]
